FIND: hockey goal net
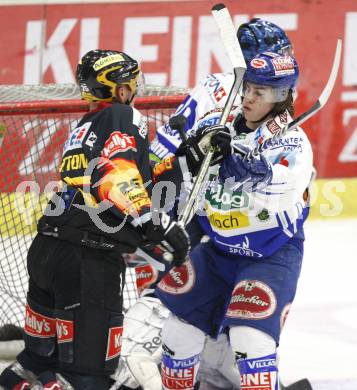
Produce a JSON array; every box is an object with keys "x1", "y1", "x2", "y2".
[{"x1": 0, "y1": 83, "x2": 187, "y2": 330}]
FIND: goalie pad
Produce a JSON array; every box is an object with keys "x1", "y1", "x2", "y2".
[{"x1": 111, "y1": 296, "x2": 170, "y2": 390}]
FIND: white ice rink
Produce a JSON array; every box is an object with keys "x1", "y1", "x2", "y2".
[
  {"x1": 1, "y1": 218, "x2": 356, "y2": 389},
  {"x1": 279, "y1": 218, "x2": 357, "y2": 389}
]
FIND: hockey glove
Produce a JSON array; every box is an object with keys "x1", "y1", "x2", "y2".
[
  {"x1": 176, "y1": 125, "x2": 231, "y2": 175},
  {"x1": 219, "y1": 144, "x2": 273, "y2": 189},
  {"x1": 143, "y1": 211, "x2": 190, "y2": 267}
]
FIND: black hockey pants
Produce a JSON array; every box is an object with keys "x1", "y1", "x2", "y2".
[{"x1": 17, "y1": 233, "x2": 126, "y2": 389}]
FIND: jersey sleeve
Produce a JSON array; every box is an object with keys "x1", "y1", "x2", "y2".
[
  {"x1": 149, "y1": 73, "x2": 235, "y2": 163},
  {"x1": 249, "y1": 129, "x2": 313, "y2": 213},
  {"x1": 92, "y1": 104, "x2": 153, "y2": 227}
]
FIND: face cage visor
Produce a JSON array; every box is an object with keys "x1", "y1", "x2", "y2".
[
  {"x1": 134, "y1": 71, "x2": 146, "y2": 96},
  {"x1": 242, "y1": 81, "x2": 291, "y2": 103},
  {"x1": 279, "y1": 43, "x2": 294, "y2": 57}
]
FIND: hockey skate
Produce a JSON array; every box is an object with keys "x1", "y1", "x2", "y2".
[{"x1": 0, "y1": 360, "x2": 36, "y2": 390}]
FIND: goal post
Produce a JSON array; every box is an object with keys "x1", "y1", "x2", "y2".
[{"x1": 0, "y1": 84, "x2": 187, "y2": 329}]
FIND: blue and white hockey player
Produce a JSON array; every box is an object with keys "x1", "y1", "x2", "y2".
[
  {"x1": 112, "y1": 19, "x2": 298, "y2": 390},
  {"x1": 155, "y1": 51, "x2": 313, "y2": 390},
  {"x1": 149, "y1": 18, "x2": 293, "y2": 163}
]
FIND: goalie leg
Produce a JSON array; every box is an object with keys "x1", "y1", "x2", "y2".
[
  {"x1": 112, "y1": 296, "x2": 169, "y2": 390},
  {"x1": 198, "y1": 333, "x2": 240, "y2": 389}
]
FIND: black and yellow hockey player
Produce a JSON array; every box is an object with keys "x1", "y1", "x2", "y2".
[{"x1": 0, "y1": 50, "x2": 189, "y2": 390}]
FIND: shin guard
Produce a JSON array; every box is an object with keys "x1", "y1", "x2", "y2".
[{"x1": 237, "y1": 353, "x2": 279, "y2": 390}]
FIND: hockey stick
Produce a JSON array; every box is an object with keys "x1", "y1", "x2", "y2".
[
  {"x1": 281, "y1": 378, "x2": 313, "y2": 390},
  {"x1": 178, "y1": 3, "x2": 246, "y2": 227},
  {"x1": 243, "y1": 38, "x2": 342, "y2": 162},
  {"x1": 169, "y1": 114, "x2": 188, "y2": 142}
]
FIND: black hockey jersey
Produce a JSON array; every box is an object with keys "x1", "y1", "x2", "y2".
[
  {"x1": 38, "y1": 102, "x2": 154, "y2": 252},
  {"x1": 59, "y1": 102, "x2": 152, "y2": 227}
]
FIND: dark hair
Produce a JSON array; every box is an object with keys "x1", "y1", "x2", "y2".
[
  {"x1": 270, "y1": 89, "x2": 295, "y2": 118},
  {"x1": 250, "y1": 89, "x2": 295, "y2": 124}
]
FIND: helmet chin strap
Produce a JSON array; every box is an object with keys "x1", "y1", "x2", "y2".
[{"x1": 126, "y1": 92, "x2": 136, "y2": 105}]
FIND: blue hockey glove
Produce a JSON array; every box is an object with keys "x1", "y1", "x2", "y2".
[{"x1": 219, "y1": 144, "x2": 272, "y2": 189}]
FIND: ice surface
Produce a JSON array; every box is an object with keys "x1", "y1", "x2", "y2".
[{"x1": 279, "y1": 218, "x2": 357, "y2": 389}]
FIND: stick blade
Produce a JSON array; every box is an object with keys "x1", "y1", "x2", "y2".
[
  {"x1": 281, "y1": 378, "x2": 313, "y2": 390},
  {"x1": 318, "y1": 38, "x2": 342, "y2": 108}
]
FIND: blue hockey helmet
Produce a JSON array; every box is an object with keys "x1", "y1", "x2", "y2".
[
  {"x1": 238, "y1": 18, "x2": 292, "y2": 62},
  {"x1": 244, "y1": 52, "x2": 299, "y2": 102},
  {"x1": 245, "y1": 52, "x2": 299, "y2": 88}
]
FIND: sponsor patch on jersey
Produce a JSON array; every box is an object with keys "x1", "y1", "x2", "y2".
[
  {"x1": 63, "y1": 122, "x2": 91, "y2": 153},
  {"x1": 85, "y1": 131, "x2": 97, "y2": 148},
  {"x1": 56, "y1": 318, "x2": 74, "y2": 343},
  {"x1": 272, "y1": 56, "x2": 295, "y2": 76},
  {"x1": 157, "y1": 260, "x2": 195, "y2": 294},
  {"x1": 59, "y1": 153, "x2": 88, "y2": 172},
  {"x1": 106, "y1": 326, "x2": 123, "y2": 360},
  {"x1": 102, "y1": 131, "x2": 137, "y2": 158},
  {"x1": 205, "y1": 178, "x2": 249, "y2": 210},
  {"x1": 97, "y1": 158, "x2": 151, "y2": 215},
  {"x1": 266, "y1": 112, "x2": 288, "y2": 134},
  {"x1": 279, "y1": 111, "x2": 288, "y2": 124},
  {"x1": 269, "y1": 136, "x2": 304, "y2": 153},
  {"x1": 256, "y1": 208, "x2": 270, "y2": 222},
  {"x1": 280, "y1": 303, "x2": 291, "y2": 330},
  {"x1": 135, "y1": 264, "x2": 159, "y2": 295},
  {"x1": 152, "y1": 157, "x2": 174, "y2": 177},
  {"x1": 132, "y1": 107, "x2": 148, "y2": 139},
  {"x1": 226, "y1": 280, "x2": 277, "y2": 319},
  {"x1": 207, "y1": 207, "x2": 250, "y2": 230},
  {"x1": 214, "y1": 236, "x2": 263, "y2": 258},
  {"x1": 214, "y1": 86, "x2": 227, "y2": 102},
  {"x1": 266, "y1": 118, "x2": 281, "y2": 134},
  {"x1": 24, "y1": 304, "x2": 56, "y2": 338}
]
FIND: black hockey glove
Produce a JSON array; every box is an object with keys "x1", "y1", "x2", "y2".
[
  {"x1": 143, "y1": 211, "x2": 190, "y2": 267},
  {"x1": 176, "y1": 124, "x2": 231, "y2": 175},
  {"x1": 210, "y1": 124, "x2": 232, "y2": 159}
]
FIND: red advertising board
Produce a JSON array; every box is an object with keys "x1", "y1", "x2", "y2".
[{"x1": 0, "y1": 0, "x2": 357, "y2": 179}]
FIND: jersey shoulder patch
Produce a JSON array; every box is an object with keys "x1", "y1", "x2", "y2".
[{"x1": 132, "y1": 107, "x2": 148, "y2": 139}]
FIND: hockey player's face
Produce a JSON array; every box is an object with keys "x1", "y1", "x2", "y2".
[{"x1": 242, "y1": 82, "x2": 275, "y2": 125}]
